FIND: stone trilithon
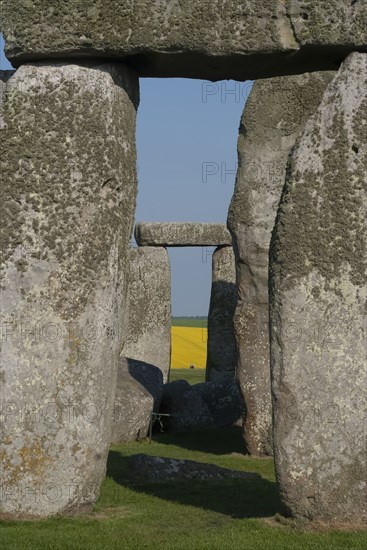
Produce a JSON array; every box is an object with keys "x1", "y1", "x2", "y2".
[{"x1": 0, "y1": 1, "x2": 366, "y2": 525}]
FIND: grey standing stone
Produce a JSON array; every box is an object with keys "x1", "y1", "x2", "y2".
[
  {"x1": 2, "y1": 1, "x2": 366, "y2": 80},
  {"x1": 269, "y1": 53, "x2": 367, "y2": 521},
  {"x1": 206, "y1": 246, "x2": 237, "y2": 383},
  {"x1": 228, "y1": 71, "x2": 334, "y2": 457},
  {"x1": 122, "y1": 247, "x2": 171, "y2": 382},
  {"x1": 0, "y1": 63, "x2": 139, "y2": 518},
  {"x1": 135, "y1": 223, "x2": 232, "y2": 247},
  {"x1": 111, "y1": 358, "x2": 164, "y2": 443}
]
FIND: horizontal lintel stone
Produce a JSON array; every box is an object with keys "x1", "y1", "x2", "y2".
[
  {"x1": 134, "y1": 223, "x2": 232, "y2": 247},
  {"x1": 2, "y1": 1, "x2": 367, "y2": 80}
]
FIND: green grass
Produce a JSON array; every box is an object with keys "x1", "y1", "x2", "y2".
[
  {"x1": 172, "y1": 316, "x2": 208, "y2": 328},
  {"x1": 1, "y1": 428, "x2": 366, "y2": 550},
  {"x1": 169, "y1": 367, "x2": 206, "y2": 384}
]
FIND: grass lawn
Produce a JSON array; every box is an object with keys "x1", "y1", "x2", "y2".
[
  {"x1": 169, "y1": 367, "x2": 206, "y2": 384},
  {"x1": 1, "y1": 427, "x2": 365, "y2": 550}
]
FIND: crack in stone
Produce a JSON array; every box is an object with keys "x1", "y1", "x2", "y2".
[{"x1": 281, "y1": 1, "x2": 302, "y2": 49}]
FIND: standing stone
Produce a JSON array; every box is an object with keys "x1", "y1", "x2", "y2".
[
  {"x1": 206, "y1": 246, "x2": 237, "y2": 383},
  {"x1": 270, "y1": 53, "x2": 367, "y2": 521},
  {"x1": 227, "y1": 71, "x2": 334, "y2": 456},
  {"x1": 0, "y1": 63, "x2": 139, "y2": 518},
  {"x1": 122, "y1": 247, "x2": 171, "y2": 382}
]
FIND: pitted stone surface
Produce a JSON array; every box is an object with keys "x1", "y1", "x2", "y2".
[
  {"x1": 121, "y1": 247, "x2": 171, "y2": 382},
  {"x1": 111, "y1": 358, "x2": 163, "y2": 443},
  {"x1": 2, "y1": 2, "x2": 366, "y2": 79},
  {"x1": 227, "y1": 71, "x2": 334, "y2": 457},
  {"x1": 0, "y1": 71, "x2": 14, "y2": 97},
  {"x1": 269, "y1": 53, "x2": 367, "y2": 521},
  {"x1": 0, "y1": 71, "x2": 15, "y2": 129},
  {"x1": 0, "y1": 63, "x2": 139, "y2": 518},
  {"x1": 135, "y1": 223, "x2": 232, "y2": 247},
  {"x1": 206, "y1": 246, "x2": 237, "y2": 383}
]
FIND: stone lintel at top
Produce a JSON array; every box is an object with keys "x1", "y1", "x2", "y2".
[
  {"x1": 2, "y1": 1, "x2": 366, "y2": 80},
  {"x1": 134, "y1": 223, "x2": 232, "y2": 247}
]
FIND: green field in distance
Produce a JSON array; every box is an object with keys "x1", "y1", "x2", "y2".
[{"x1": 172, "y1": 316, "x2": 208, "y2": 328}]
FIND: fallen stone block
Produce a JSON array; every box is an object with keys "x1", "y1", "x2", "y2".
[
  {"x1": 111, "y1": 358, "x2": 164, "y2": 443},
  {"x1": 160, "y1": 380, "x2": 213, "y2": 432},
  {"x1": 127, "y1": 454, "x2": 261, "y2": 482},
  {"x1": 160, "y1": 379, "x2": 243, "y2": 432}
]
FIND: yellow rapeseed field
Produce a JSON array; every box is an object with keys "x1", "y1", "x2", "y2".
[{"x1": 171, "y1": 326, "x2": 207, "y2": 369}]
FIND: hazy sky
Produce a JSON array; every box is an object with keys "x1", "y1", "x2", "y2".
[{"x1": 0, "y1": 35, "x2": 252, "y2": 316}]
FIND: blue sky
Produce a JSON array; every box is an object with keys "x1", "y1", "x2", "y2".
[{"x1": 0, "y1": 35, "x2": 251, "y2": 315}]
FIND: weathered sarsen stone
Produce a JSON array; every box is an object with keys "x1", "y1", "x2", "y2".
[
  {"x1": 227, "y1": 71, "x2": 334, "y2": 456},
  {"x1": 111, "y1": 358, "x2": 163, "y2": 443},
  {"x1": 206, "y1": 246, "x2": 237, "y2": 383},
  {"x1": 0, "y1": 63, "x2": 139, "y2": 518},
  {"x1": 2, "y1": 1, "x2": 366, "y2": 79},
  {"x1": 269, "y1": 53, "x2": 367, "y2": 521},
  {"x1": 122, "y1": 247, "x2": 171, "y2": 382},
  {"x1": 127, "y1": 454, "x2": 260, "y2": 482},
  {"x1": 135, "y1": 223, "x2": 231, "y2": 247}
]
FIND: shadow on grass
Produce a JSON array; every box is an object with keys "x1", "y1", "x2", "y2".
[
  {"x1": 106, "y1": 448, "x2": 281, "y2": 519},
  {"x1": 152, "y1": 425, "x2": 246, "y2": 456}
]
